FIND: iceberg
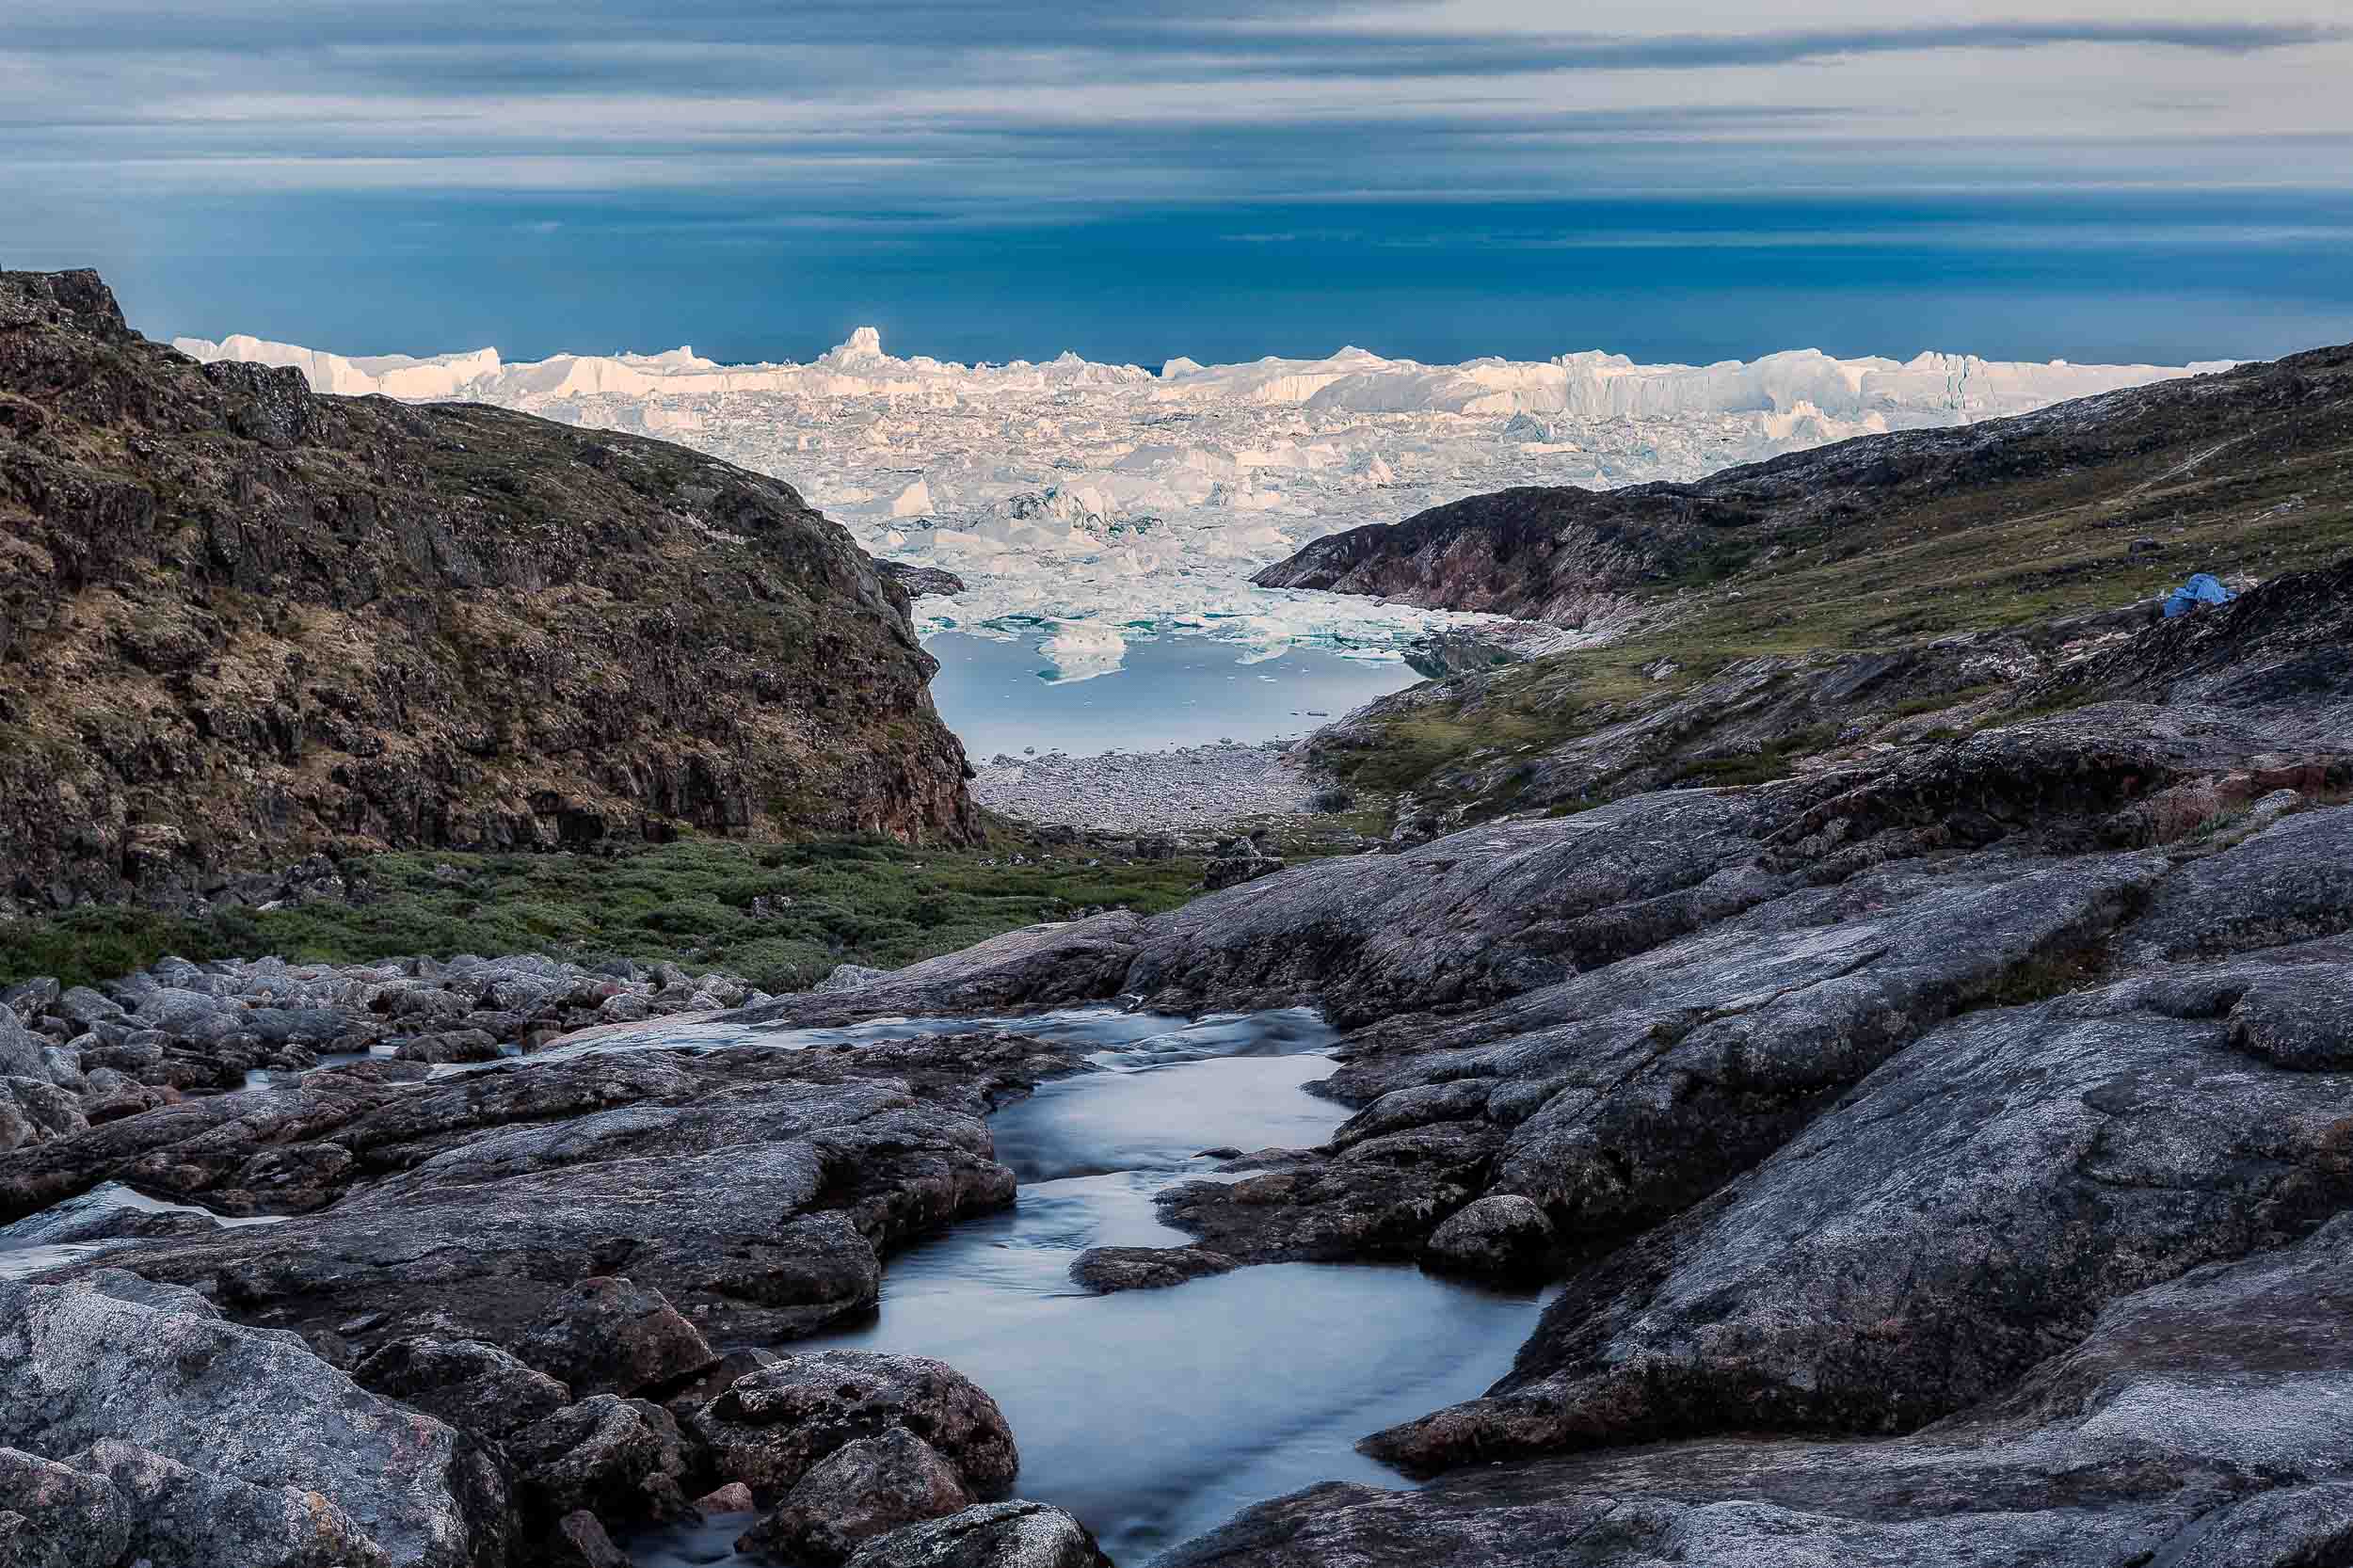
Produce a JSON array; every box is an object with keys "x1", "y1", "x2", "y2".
[{"x1": 173, "y1": 327, "x2": 2226, "y2": 676}]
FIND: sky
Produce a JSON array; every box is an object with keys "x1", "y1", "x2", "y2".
[{"x1": 6, "y1": 1, "x2": 2352, "y2": 367}]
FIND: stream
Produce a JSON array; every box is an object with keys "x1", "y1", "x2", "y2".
[{"x1": 628, "y1": 1006, "x2": 1552, "y2": 1565}]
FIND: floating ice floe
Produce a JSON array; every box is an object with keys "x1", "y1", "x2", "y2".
[{"x1": 176, "y1": 328, "x2": 2229, "y2": 676}]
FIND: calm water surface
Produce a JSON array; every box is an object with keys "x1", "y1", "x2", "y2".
[{"x1": 924, "y1": 632, "x2": 1423, "y2": 758}]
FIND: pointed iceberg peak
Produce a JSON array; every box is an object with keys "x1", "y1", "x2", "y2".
[{"x1": 826, "y1": 325, "x2": 886, "y2": 364}]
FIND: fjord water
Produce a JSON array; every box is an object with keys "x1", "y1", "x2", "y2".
[
  {"x1": 629, "y1": 1008, "x2": 1550, "y2": 1565},
  {"x1": 923, "y1": 632, "x2": 1423, "y2": 757}
]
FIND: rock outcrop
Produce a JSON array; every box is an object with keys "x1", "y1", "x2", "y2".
[{"x1": 0, "y1": 268, "x2": 975, "y2": 914}]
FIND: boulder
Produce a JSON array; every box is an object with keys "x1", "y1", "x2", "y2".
[
  {"x1": 353, "y1": 1336, "x2": 572, "y2": 1445},
  {"x1": 0, "y1": 1446, "x2": 131, "y2": 1568},
  {"x1": 691, "y1": 1351, "x2": 1018, "y2": 1498},
  {"x1": 740, "y1": 1428, "x2": 972, "y2": 1565},
  {"x1": 845, "y1": 1502, "x2": 1112, "y2": 1568},
  {"x1": 508, "y1": 1395, "x2": 692, "y2": 1527},
  {"x1": 68, "y1": 1436, "x2": 392, "y2": 1568},
  {"x1": 0, "y1": 1271, "x2": 506, "y2": 1567},
  {"x1": 518, "y1": 1276, "x2": 718, "y2": 1397},
  {"x1": 1422, "y1": 1194, "x2": 1555, "y2": 1277}
]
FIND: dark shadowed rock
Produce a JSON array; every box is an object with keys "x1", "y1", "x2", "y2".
[
  {"x1": 549, "y1": 1510, "x2": 632, "y2": 1568},
  {"x1": 517, "y1": 1276, "x2": 718, "y2": 1397},
  {"x1": 1068, "y1": 1246, "x2": 1239, "y2": 1293},
  {"x1": 691, "y1": 1351, "x2": 1019, "y2": 1499},
  {"x1": 1422, "y1": 1194, "x2": 1554, "y2": 1278},
  {"x1": 508, "y1": 1395, "x2": 693, "y2": 1528},
  {"x1": 0, "y1": 1446, "x2": 131, "y2": 1568},
  {"x1": 740, "y1": 1427, "x2": 973, "y2": 1565},
  {"x1": 352, "y1": 1336, "x2": 572, "y2": 1446}
]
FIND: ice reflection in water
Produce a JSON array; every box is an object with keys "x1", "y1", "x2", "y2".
[
  {"x1": 629, "y1": 1008, "x2": 1550, "y2": 1566},
  {"x1": 0, "y1": 1180, "x2": 291, "y2": 1281}
]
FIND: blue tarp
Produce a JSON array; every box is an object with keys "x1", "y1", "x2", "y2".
[{"x1": 2161, "y1": 573, "x2": 2235, "y2": 619}]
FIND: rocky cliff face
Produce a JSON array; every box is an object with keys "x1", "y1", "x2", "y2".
[
  {"x1": 0, "y1": 270, "x2": 976, "y2": 911},
  {"x1": 1255, "y1": 341, "x2": 2353, "y2": 627}
]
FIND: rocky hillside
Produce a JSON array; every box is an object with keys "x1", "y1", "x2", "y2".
[
  {"x1": 0, "y1": 270, "x2": 975, "y2": 915},
  {"x1": 1267, "y1": 339, "x2": 2353, "y2": 827},
  {"x1": 1257, "y1": 340, "x2": 2353, "y2": 633}
]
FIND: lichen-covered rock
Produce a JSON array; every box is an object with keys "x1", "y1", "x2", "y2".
[
  {"x1": 68, "y1": 1437, "x2": 392, "y2": 1568},
  {"x1": 845, "y1": 1501, "x2": 1112, "y2": 1568},
  {"x1": 0, "y1": 1271, "x2": 505, "y2": 1567},
  {"x1": 0, "y1": 1447, "x2": 130, "y2": 1568},
  {"x1": 692, "y1": 1351, "x2": 1018, "y2": 1498},
  {"x1": 740, "y1": 1428, "x2": 973, "y2": 1565},
  {"x1": 517, "y1": 1276, "x2": 717, "y2": 1397},
  {"x1": 1422, "y1": 1195, "x2": 1554, "y2": 1277}
]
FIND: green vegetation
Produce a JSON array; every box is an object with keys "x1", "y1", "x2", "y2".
[
  {"x1": 1318, "y1": 367, "x2": 2353, "y2": 819},
  {"x1": 0, "y1": 829, "x2": 1291, "y2": 994}
]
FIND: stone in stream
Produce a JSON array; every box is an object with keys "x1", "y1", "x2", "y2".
[
  {"x1": 1067, "y1": 1246, "x2": 1239, "y2": 1293},
  {"x1": 690, "y1": 1350, "x2": 1020, "y2": 1499},
  {"x1": 845, "y1": 1501, "x2": 1113, "y2": 1568},
  {"x1": 740, "y1": 1427, "x2": 974, "y2": 1565}
]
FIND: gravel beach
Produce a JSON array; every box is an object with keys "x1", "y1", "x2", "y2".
[{"x1": 969, "y1": 741, "x2": 1321, "y2": 832}]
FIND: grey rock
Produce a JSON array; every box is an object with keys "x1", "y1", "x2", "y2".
[
  {"x1": 0, "y1": 1446, "x2": 130, "y2": 1568},
  {"x1": 393, "y1": 1028, "x2": 503, "y2": 1064},
  {"x1": 845, "y1": 1501, "x2": 1112, "y2": 1568},
  {"x1": 517, "y1": 1276, "x2": 718, "y2": 1397},
  {"x1": 1362, "y1": 941, "x2": 2353, "y2": 1473},
  {"x1": 741, "y1": 1428, "x2": 972, "y2": 1566},
  {"x1": 69, "y1": 1436, "x2": 391, "y2": 1568},
  {"x1": 597, "y1": 992, "x2": 651, "y2": 1024},
  {"x1": 352, "y1": 1336, "x2": 572, "y2": 1445},
  {"x1": 509, "y1": 1394, "x2": 691, "y2": 1527},
  {"x1": 1067, "y1": 1246, "x2": 1238, "y2": 1293},
  {"x1": 2227, "y1": 970, "x2": 2353, "y2": 1069},
  {"x1": 692, "y1": 1350, "x2": 1019, "y2": 1498},
  {"x1": 51, "y1": 989, "x2": 123, "y2": 1030},
  {"x1": 818, "y1": 964, "x2": 893, "y2": 995},
  {"x1": 0, "y1": 1270, "x2": 506, "y2": 1567},
  {"x1": 1422, "y1": 1194, "x2": 1554, "y2": 1277}
]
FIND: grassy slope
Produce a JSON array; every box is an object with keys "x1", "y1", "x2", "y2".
[
  {"x1": 0, "y1": 815, "x2": 1383, "y2": 994},
  {"x1": 1319, "y1": 363, "x2": 2353, "y2": 813}
]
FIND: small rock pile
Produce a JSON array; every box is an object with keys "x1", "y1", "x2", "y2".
[
  {"x1": 0, "y1": 953, "x2": 765, "y2": 1152},
  {"x1": 970, "y1": 742, "x2": 1320, "y2": 833},
  {"x1": 0, "y1": 1268, "x2": 1109, "y2": 1568}
]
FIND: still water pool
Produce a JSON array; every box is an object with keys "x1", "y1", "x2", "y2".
[{"x1": 924, "y1": 632, "x2": 1425, "y2": 759}]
